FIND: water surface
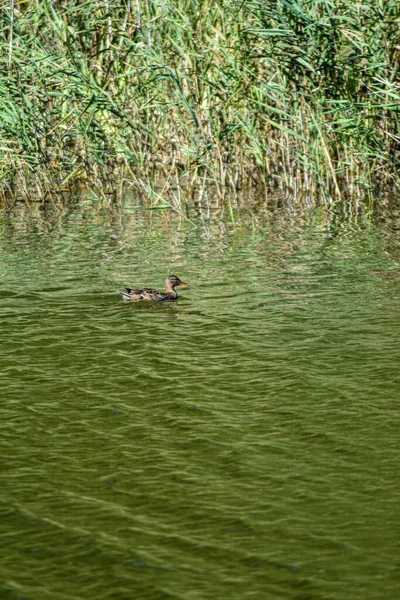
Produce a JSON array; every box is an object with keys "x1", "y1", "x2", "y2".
[{"x1": 1, "y1": 199, "x2": 399, "y2": 600}]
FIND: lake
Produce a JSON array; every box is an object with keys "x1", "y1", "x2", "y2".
[{"x1": 1, "y1": 196, "x2": 399, "y2": 600}]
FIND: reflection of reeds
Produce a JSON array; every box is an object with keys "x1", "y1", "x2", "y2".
[{"x1": 0, "y1": 0, "x2": 399, "y2": 205}]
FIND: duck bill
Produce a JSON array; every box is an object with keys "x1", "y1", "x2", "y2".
[{"x1": 179, "y1": 282, "x2": 189, "y2": 287}]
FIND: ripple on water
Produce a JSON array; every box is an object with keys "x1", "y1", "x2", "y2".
[{"x1": 1, "y1": 203, "x2": 400, "y2": 600}]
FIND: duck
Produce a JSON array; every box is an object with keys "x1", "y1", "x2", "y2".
[{"x1": 119, "y1": 275, "x2": 188, "y2": 301}]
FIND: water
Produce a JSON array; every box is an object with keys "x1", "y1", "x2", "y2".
[{"x1": 1, "y1": 199, "x2": 399, "y2": 600}]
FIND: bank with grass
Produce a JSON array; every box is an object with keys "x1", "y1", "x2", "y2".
[{"x1": 1, "y1": 0, "x2": 399, "y2": 204}]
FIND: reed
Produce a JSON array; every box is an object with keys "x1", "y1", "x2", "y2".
[{"x1": 0, "y1": 0, "x2": 399, "y2": 205}]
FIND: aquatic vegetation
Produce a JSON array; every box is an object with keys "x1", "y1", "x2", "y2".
[{"x1": 0, "y1": 0, "x2": 399, "y2": 203}]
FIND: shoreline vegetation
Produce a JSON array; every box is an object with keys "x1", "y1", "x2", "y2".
[{"x1": 0, "y1": 0, "x2": 399, "y2": 207}]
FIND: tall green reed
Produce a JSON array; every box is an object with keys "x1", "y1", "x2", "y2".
[{"x1": 0, "y1": 0, "x2": 399, "y2": 205}]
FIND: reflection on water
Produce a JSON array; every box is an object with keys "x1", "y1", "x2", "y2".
[{"x1": 1, "y1": 198, "x2": 400, "y2": 600}]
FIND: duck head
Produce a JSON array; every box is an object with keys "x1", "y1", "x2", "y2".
[{"x1": 166, "y1": 275, "x2": 188, "y2": 290}]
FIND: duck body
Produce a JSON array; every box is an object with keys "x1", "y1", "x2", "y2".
[
  {"x1": 119, "y1": 275, "x2": 188, "y2": 302},
  {"x1": 119, "y1": 287, "x2": 177, "y2": 301}
]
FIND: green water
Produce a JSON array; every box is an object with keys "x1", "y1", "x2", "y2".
[{"x1": 1, "y1": 200, "x2": 399, "y2": 600}]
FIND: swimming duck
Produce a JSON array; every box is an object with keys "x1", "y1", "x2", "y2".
[{"x1": 119, "y1": 275, "x2": 188, "y2": 301}]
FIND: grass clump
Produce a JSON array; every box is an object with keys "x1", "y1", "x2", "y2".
[{"x1": 0, "y1": 0, "x2": 399, "y2": 204}]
